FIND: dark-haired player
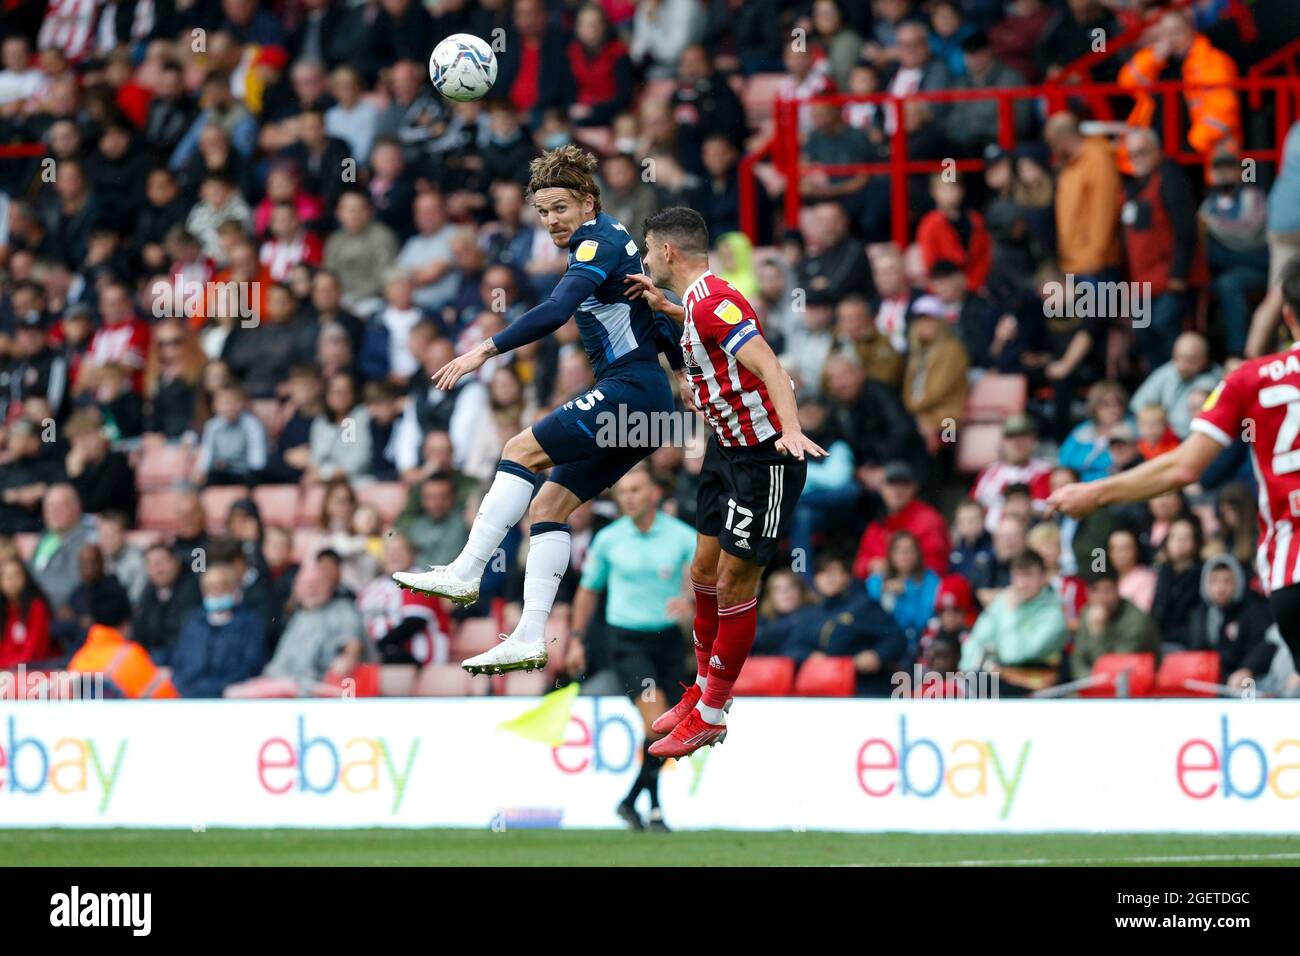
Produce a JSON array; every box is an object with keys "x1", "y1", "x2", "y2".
[
  {"x1": 394, "y1": 146, "x2": 684, "y2": 675},
  {"x1": 626, "y1": 207, "x2": 826, "y2": 757},
  {"x1": 1049, "y1": 260, "x2": 1300, "y2": 668}
]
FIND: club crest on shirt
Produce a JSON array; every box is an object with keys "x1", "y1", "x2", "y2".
[
  {"x1": 575, "y1": 239, "x2": 599, "y2": 262},
  {"x1": 1202, "y1": 381, "x2": 1225, "y2": 412},
  {"x1": 714, "y1": 299, "x2": 743, "y2": 325}
]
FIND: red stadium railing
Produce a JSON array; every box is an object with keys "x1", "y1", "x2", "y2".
[{"x1": 739, "y1": 74, "x2": 1300, "y2": 251}]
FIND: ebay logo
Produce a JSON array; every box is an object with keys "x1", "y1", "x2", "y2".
[
  {"x1": 0, "y1": 716, "x2": 125, "y2": 812},
  {"x1": 856, "y1": 716, "x2": 1030, "y2": 819},
  {"x1": 257, "y1": 716, "x2": 419, "y2": 814},
  {"x1": 1176, "y1": 715, "x2": 1300, "y2": 800}
]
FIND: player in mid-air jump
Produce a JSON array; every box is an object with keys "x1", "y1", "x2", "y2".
[
  {"x1": 625, "y1": 207, "x2": 826, "y2": 757},
  {"x1": 394, "y1": 146, "x2": 684, "y2": 675},
  {"x1": 1048, "y1": 260, "x2": 1300, "y2": 669}
]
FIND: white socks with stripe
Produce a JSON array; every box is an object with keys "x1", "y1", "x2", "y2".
[
  {"x1": 513, "y1": 523, "x2": 571, "y2": 647},
  {"x1": 449, "y1": 462, "x2": 535, "y2": 580}
]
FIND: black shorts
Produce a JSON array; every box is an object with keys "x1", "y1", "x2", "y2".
[
  {"x1": 696, "y1": 434, "x2": 808, "y2": 565},
  {"x1": 532, "y1": 361, "x2": 675, "y2": 503},
  {"x1": 607, "y1": 625, "x2": 690, "y2": 703},
  {"x1": 1268, "y1": 582, "x2": 1300, "y2": 658}
]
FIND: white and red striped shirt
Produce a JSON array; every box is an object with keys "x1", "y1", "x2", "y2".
[
  {"x1": 970, "y1": 457, "x2": 1053, "y2": 532},
  {"x1": 260, "y1": 232, "x2": 323, "y2": 282},
  {"x1": 38, "y1": 0, "x2": 104, "y2": 63},
  {"x1": 357, "y1": 577, "x2": 450, "y2": 666},
  {"x1": 1192, "y1": 343, "x2": 1300, "y2": 592},
  {"x1": 681, "y1": 271, "x2": 782, "y2": 448}
]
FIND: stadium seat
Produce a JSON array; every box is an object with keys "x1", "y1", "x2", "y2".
[
  {"x1": 253, "y1": 484, "x2": 302, "y2": 527},
  {"x1": 414, "y1": 664, "x2": 487, "y2": 697},
  {"x1": 955, "y1": 422, "x2": 1003, "y2": 474},
  {"x1": 136, "y1": 489, "x2": 193, "y2": 532},
  {"x1": 357, "y1": 482, "x2": 407, "y2": 524},
  {"x1": 379, "y1": 665, "x2": 418, "y2": 697},
  {"x1": 296, "y1": 483, "x2": 326, "y2": 528},
  {"x1": 135, "y1": 443, "x2": 196, "y2": 490},
  {"x1": 1154, "y1": 651, "x2": 1220, "y2": 698},
  {"x1": 319, "y1": 663, "x2": 381, "y2": 697},
  {"x1": 200, "y1": 485, "x2": 252, "y2": 535},
  {"x1": 503, "y1": 671, "x2": 551, "y2": 696},
  {"x1": 1078, "y1": 652, "x2": 1156, "y2": 698},
  {"x1": 453, "y1": 617, "x2": 501, "y2": 659},
  {"x1": 731, "y1": 656, "x2": 795, "y2": 696},
  {"x1": 964, "y1": 374, "x2": 1028, "y2": 421},
  {"x1": 543, "y1": 610, "x2": 570, "y2": 675},
  {"x1": 792, "y1": 655, "x2": 856, "y2": 697}
]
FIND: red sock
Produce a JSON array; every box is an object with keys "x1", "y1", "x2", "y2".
[
  {"x1": 692, "y1": 580, "x2": 718, "y2": 680},
  {"x1": 703, "y1": 597, "x2": 757, "y2": 709}
]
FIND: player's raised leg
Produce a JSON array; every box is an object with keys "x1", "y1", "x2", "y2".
[
  {"x1": 460, "y1": 479, "x2": 579, "y2": 675},
  {"x1": 393, "y1": 428, "x2": 550, "y2": 606}
]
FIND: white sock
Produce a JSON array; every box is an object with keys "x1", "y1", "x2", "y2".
[
  {"x1": 449, "y1": 465, "x2": 534, "y2": 579},
  {"x1": 696, "y1": 701, "x2": 724, "y2": 724},
  {"x1": 513, "y1": 525, "x2": 571, "y2": 646},
  {"x1": 694, "y1": 674, "x2": 708, "y2": 690}
]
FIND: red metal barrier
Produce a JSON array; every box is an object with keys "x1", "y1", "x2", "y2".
[{"x1": 742, "y1": 74, "x2": 1300, "y2": 250}]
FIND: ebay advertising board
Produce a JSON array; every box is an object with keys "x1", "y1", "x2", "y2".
[{"x1": 0, "y1": 698, "x2": 1297, "y2": 831}]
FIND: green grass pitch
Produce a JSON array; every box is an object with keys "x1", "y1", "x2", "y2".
[{"x1": 4, "y1": 829, "x2": 1300, "y2": 866}]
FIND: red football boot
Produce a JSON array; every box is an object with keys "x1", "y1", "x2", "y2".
[
  {"x1": 648, "y1": 707, "x2": 727, "y2": 758},
  {"x1": 651, "y1": 685, "x2": 732, "y2": 735}
]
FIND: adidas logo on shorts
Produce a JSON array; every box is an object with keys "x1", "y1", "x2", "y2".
[{"x1": 734, "y1": 539, "x2": 750, "y2": 549}]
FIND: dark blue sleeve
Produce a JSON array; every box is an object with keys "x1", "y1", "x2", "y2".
[
  {"x1": 490, "y1": 271, "x2": 599, "y2": 355},
  {"x1": 655, "y1": 309, "x2": 684, "y2": 370}
]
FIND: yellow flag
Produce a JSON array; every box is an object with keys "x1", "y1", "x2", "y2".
[{"x1": 497, "y1": 682, "x2": 580, "y2": 746}]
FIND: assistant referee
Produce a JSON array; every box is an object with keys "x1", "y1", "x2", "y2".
[{"x1": 566, "y1": 464, "x2": 696, "y2": 832}]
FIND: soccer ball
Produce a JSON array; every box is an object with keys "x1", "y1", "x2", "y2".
[{"x1": 429, "y1": 33, "x2": 497, "y2": 102}]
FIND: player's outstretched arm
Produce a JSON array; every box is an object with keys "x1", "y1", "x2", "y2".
[
  {"x1": 431, "y1": 272, "x2": 598, "y2": 390},
  {"x1": 734, "y1": 335, "x2": 828, "y2": 462},
  {"x1": 1046, "y1": 432, "x2": 1223, "y2": 518}
]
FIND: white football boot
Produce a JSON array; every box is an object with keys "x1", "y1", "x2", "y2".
[
  {"x1": 392, "y1": 565, "x2": 480, "y2": 606},
  {"x1": 461, "y1": 634, "x2": 548, "y2": 676}
]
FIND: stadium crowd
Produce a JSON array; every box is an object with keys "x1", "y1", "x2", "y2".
[{"x1": 1, "y1": 0, "x2": 1299, "y2": 699}]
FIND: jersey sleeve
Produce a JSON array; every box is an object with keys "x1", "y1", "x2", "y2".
[
  {"x1": 564, "y1": 227, "x2": 623, "y2": 284},
  {"x1": 695, "y1": 292, "x2": 761, "y2": 357},
  {"x1": 1190, "y1": 369, "x2": 1249, "y2": 448}
]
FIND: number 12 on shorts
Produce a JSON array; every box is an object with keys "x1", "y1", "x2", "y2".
[{"x1": 725, "y1": 497, "x2": 753, "y2": 540}]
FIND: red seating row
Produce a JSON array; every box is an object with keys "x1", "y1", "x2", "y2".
[
  {"x1": 135, "y1": 482, "x2": 409, "y2": 536},
  {"x1": 1079, "y1": 651, "x2": 1221, "y2": 698}
]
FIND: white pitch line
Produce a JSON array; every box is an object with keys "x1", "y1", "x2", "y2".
[{"x1": 831, "y1": 852, "x2": 1300, "y2": 867}]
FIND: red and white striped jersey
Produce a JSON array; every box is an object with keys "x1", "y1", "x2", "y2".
[
  {"x1": 1192, "y1": 343, "x2": 1300, "y2": 592},
  {"x1": 969, "y1": 457, "x2": 1053, "y2": 531},
  {"x1": 38, "y1": 0, "x2": 104, "y2": 62},
  {"x1": 681, "y1": 271, "x2": 783, "y2": 448},
  {"x1": 357, "y1": 577, "x2": 450, "y2": 666}
]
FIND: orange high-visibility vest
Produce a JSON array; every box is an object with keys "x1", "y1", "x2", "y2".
[
  {"x1": 68, "y1": 625, "x2": 180, "y2": 699},
  {"x1": 1119, "y1": 34, "x2": 1241, "y2": 171}
]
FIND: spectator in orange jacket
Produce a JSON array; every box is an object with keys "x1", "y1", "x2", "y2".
[
  {"x1": 1045, "y1": 111, "x2": 1122, "y2": 280},
  {"x1": 854, "y1": 461, "x2": 950, "y2": 580},
  {"x1": 68, "y1": 582, "x2": 179, "y2": 699},
  {"x1": 1119, "y1": 9, "x2": 1240, "y2": 162},
  {"x1": 916, "y1": 173, "x2": 990, "y2": 293}
]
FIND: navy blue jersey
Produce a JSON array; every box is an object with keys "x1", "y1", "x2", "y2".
[{"x1": 564, "y1": 212, "x2": 664, "y2": 378}]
